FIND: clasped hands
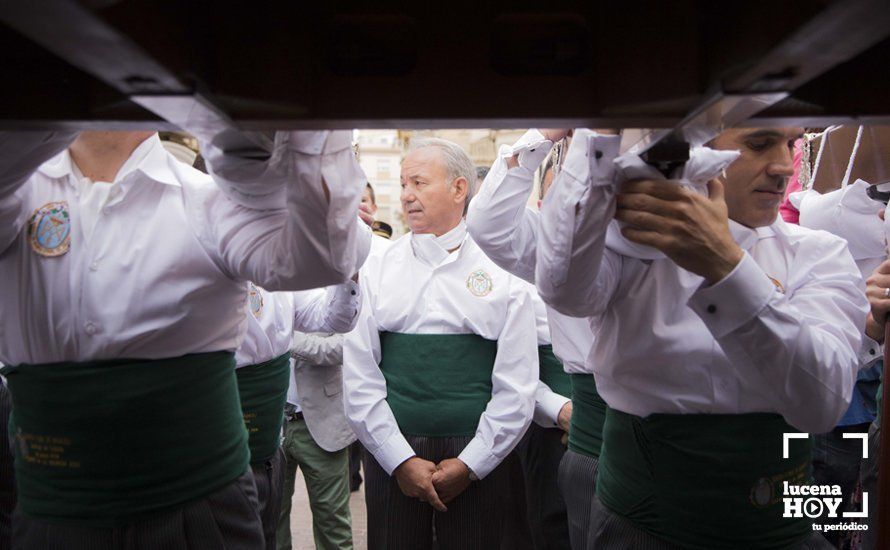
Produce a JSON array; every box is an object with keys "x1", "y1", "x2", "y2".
[
  {"x1": 616, "y1": 178, "x2": 743, "y2": 285},
  {"x1": 393, "y1": 456, "x2": 473, "y2": 512}
]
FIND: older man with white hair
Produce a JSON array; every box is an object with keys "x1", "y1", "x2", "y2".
[{"x1": 343, "y1": 138, "x2": 538, "y2": 549}]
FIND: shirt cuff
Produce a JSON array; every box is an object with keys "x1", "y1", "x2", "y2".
[
  {"x1": 372, "y1": 432, "x2": 417, "y2": 476},
  {"x1": 327, "y1": 281, "x2": 362, "y2": 332},
  {"x1": 457, "y1": 437, "x2": 499, "y2": 480},
  {"x1": 504, "y1": 129, "x2": 553, "y2": 171},
  {"x1": 688, "y1": 252, "x2": 775, "y2": 339},
  {"x1": 858, "y1": 333, "x2": 883, "y2": 368},
  {"x1": 534, "y1": 387, "x2": 570, "y2": 427}
]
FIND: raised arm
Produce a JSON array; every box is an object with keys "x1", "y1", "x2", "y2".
[
  {"x1": 292, "y1": 282, "x2": 361, "y2": 334},
  {"x1": 457, "y1": 279, "x2": 538, "y2": 479},
  {"x1": 466, "y1": 130, "x2": 552, "y2": 283},
  {"x1": 0, "y1": 131, "x2": 78, "y2": 253},
  {"x1": 689, "y1": 236, "x2": 867, "y2": 433},
  {"x1": 535, "y1": 130, "x2": 623, "y2": 317},
  {"x1": 200, "y1": 130, "x2": 372, "y2": 291}
]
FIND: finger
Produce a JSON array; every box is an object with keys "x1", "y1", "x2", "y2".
[
  {"x1": 620, "y1": 179, "x2": 690, "y2": 201},
  {"x1": 620, "y1": 226, "x2": 672, "y2": 250},
  {"x1": 872, "y1": 260, "x2": 890, "y2": 275},
  {"x1": 865, "y1": 286, "x2": 890, "y2": 301},
  {"x1": 425, "y1": 484, "x2": 448, "y2": 512},
  {"x1": 707, "y1": 178, "x2": 725, "y2": 203},
  {"x1": 615, "y1": 208, "x2": 679, "y2": 233},
  {"x1": 866, "y1": 273, "x2": 890, "y2": 288},
  {"x1": 616, "y1": 193, "x2": 683, "y2": 219}
]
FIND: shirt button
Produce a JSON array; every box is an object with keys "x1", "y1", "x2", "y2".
[
  {"x1": 869, "y1": 349, "x2": 876, "y2": 356},
  {"x1": 595, "y1": 150, "x2": 604, "y2": 160},
  {"x1": 350, "y1": 290, "x2": 356, "y2": 296},
  {"x1": 85, "y1": 322, "x2": 96, "y2": 335},
  {"x1": 707, "y1": 304, "x2": 717, "y2": 314},
  {"x1": 89, "y1": 261, "x2": 99, "y2": 271}
]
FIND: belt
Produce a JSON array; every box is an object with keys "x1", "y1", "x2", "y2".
[{"x1": 284, "y1": 404, "x2": 303, "y2": 422}]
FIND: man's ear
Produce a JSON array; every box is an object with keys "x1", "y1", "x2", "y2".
[{"x1": 453, "y1": 177, "x2": 469, "y2": 204}]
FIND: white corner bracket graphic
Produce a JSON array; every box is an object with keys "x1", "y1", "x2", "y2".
[
  {"x1": 845, "y1": 492, "x2": 869, "y2": 518},
  {"x1": 782, "y1": 433, "x2": 809, "y2": 459},
  {"x1": 842, "y1": 432, "x2": 869, "y2": 460}
]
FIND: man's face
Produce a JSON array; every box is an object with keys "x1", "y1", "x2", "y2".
[
  {"x1": 710, "y1": 127, "x2": 802, "y2": 228},
  {"x1": 361, "y1": 187, "x2": 378, "y2": 216},
  {"x1": 400, "y1": 147, "x2": 467, "y2": 236}
]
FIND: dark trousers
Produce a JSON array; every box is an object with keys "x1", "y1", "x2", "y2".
[
  {"x1": 509, "y1": 423, "x2": 571, "y2": 550},
  {"x1": 0, "y1": 382, "x2": 14, "y2": 550},
  {"x1": 251, "y1": 447, "x2": 286, "y2": 550},
  {"x1": 348, "y1": 441, "x2": 363, "y2": 491},
  {"x1": 812, "y1": 423, "x2": 872, "y2": 544},
  {"x1": 12, "y1": 469, "x2": 264, "y2": 549},
  {"x1": 588, "y1": 494, "x2": 833, "y2": 550},
  {"x1": 557, "y1": 449, "x2": 599, "y2": 550},
  {"x1": 363, "y1": 434, "x2": 511, "y2": 550}
]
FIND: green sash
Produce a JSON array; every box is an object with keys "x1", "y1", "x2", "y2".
[
  {"x1": 1, "y1": 352, "x2": 248, "y2": 527},
  {"x1": 236, "y1": 352, "x2": 291, "y2": 464},
  {"x1": 379, "y1": 332, "x2": 496, "y2": 437},
  {"x1": 596, "y1": 409, "x2": 812, "y2": 550},
  {"x1": 567, "y1": 374, "x2": 607, "y2": 458},
  {"x1": 538, "y1": 345, "x2": 572, "y2": 398}
]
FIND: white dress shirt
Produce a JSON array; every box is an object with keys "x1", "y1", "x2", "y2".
[
  {"x1": 468, "y1": 128, "x2": 596, "y2": 377},
  {"x1": 343, "y1": 221, "x2": 538, "y2": 479},
  {"x1": 234, "y1": 282, "x2": 361, "y2": 368},
  {"x1": 0, "y1": 131, "x2": 369, "y2": 365},
  {"x1": 535, "y1": 130, "x2": 869, "y2": 434}
]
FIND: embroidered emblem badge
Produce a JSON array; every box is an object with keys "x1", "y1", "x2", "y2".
[
  {"x1": 28, "y1": 201, "x2": 71, "y2": 257},
  {"x1": 248, "y1": 283, "x2": 264, "y2": 319},
  {"x1": 768, "y1": 276, "x2": 785, "y2": 294},
  {"x1": 466, "y1": 269, "x2": 493, "y2": 297},
  {"x1": 749, "y1": 476, "x2": 775, "y2": 508}
]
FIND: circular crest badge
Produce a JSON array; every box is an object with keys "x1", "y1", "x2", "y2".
[
  {"x1": 28, "y1": 201, "x2": 71, "y2": 257},
  {"x1": 466, "y1": 269, "x2": 493, "y2": 297},
  {"x1": 749, "y1": 476, "x2": 775, "y2": 508},
  {"x1": 248, "y1": 283, "x2": 264, "y2": 319}
]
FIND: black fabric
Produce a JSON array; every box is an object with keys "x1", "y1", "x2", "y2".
[
  {"x1": 250, "y1": 447, "x2": 285, "y2": 550},
  {"x1": 557, "y1": 449, "x2": 598, "y2": 550},
  {"x1": 1, "y1": 382, "x2": 14, "y2": 549},
  {"x1": 11, "y1": 469, "x2": 264, "y2": 550},
  {"x1": 511, "y1": 423, "x2": 570, "y2": 549},
  {"x1": 587, "y1": 494, "x2": 834, "y2": 550},
  {"x1": 363, "y1": 435, "x2": 510, "y2": 550}
]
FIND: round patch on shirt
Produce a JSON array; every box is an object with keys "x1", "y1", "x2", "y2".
[
  {"x1": 466, "y1": 269, "x2": 493, "y2": 297},
  {"x1": 28, "y1": 201, "x2": 71, "y2": 257},
  {"x1": 248, "y1": 283, "x2": 264, "y2": 319}
]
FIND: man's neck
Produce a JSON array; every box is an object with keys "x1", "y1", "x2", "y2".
[{"x1": 69, "y1": 131, "x2": 154, "y2": 183}]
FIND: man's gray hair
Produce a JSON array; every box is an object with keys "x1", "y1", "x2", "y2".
[{"x1": 409, "y1": 137, "x2": 476, "y2": 214}]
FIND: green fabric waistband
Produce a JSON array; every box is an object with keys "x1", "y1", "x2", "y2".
[
  {"x1": 379, "y1": 332, "x2": 496, "y2": 437},
  {"x1": 567, "y1": 374, "x2": 606, "y2": 458},
  {"x1": 596, "y1": 409, "x2": 812, "y2": 550},
  {"x1": 236, "y1": 352, "x2": 291, "y2": 464},
  {"x1": 538, "y1": 345, "x2": 572, "y2": 398},
  {"x1": 1, "y1": 352, "x2": 248, "y2": 527}
]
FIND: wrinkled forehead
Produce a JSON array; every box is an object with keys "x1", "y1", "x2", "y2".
[
  {"x1": 714, "y1": 127, "x2": 804, "y2": 146},
  {"x1": 401, "y1": 146, "x2": 447, "y2": 181}
]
